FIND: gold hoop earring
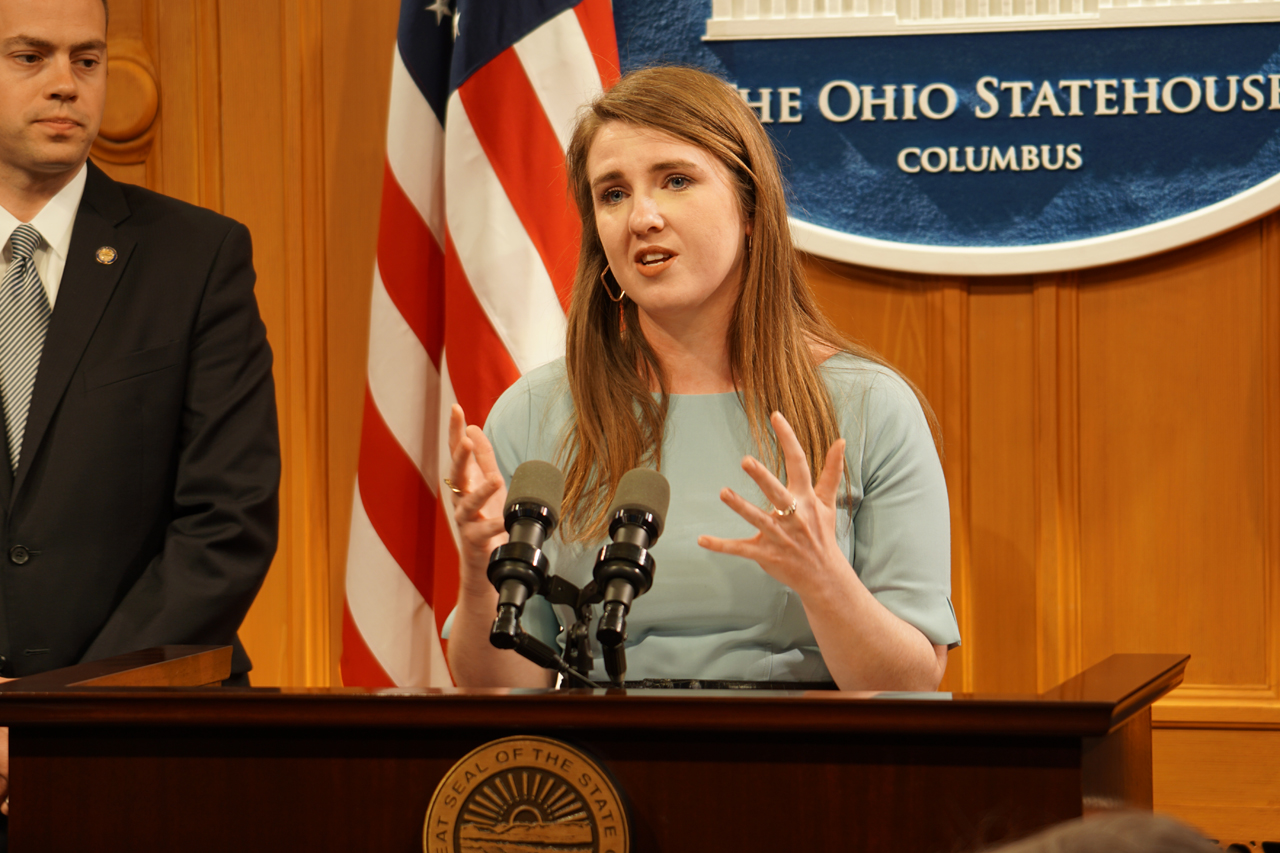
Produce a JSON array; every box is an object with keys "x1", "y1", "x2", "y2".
[{"x1": 600, "y1": 266, "x2": 625, "y2": 303}]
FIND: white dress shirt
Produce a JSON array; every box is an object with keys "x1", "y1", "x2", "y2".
[{"x1": 0, "y1": 164, "x2": 89, "y2": 309}]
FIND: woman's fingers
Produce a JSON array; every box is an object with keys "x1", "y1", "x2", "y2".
[
  {"x1": 465, "y1": 426, "x2": 508, "y2": 518},
  {"x1": 467, "y1": 425, "x2": 501, "y2": 478},
  {"x1": 697, "y1": 533, "x2": 756, "y2": 559},
  {"x1": 739, "y1": 455, "x2": 796, "y2": 515},
  {"x1": 447, "y1": 412, "x2": 508, "y2": 515},
  {"x1": 457, "y1": 467, "x2": 502, "y2": 515},
  {"x1": 463, "y1": 516, "x2": 506, "y2": 546},
  {"x1": 449, "y1": 437, "x2": 472, "y2": 490},
  {"x1": 814, "y1": 439, "x2": 846, "y2": 506},
  {"x1": 770, "y1": 411, "x2": 813, "y2": 498},
  {"x1": 448, "y1": 406, "x2": 476, "y2": 494},
  {"x1": 720, "y1": 486, "x2": 779, "y2": 530},
  {"x1": 448, "y1": 404, "x2": 467, "y2": 453},
  {"x1": 701, "y1": 417, "x2": 848, "y2": 596}
]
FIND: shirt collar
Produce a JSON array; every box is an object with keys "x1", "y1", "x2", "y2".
[{"x1": 0, "y1": 163, "x2": 88, "y2": 260}]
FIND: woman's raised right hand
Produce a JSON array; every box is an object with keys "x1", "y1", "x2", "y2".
[{"x1": 446, "y1": 405, "x2": 508, "y2": 597}]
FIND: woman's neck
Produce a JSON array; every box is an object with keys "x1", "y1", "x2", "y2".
[{"x1": 637, "y1": 309, "x2": 736, "y2": 394}]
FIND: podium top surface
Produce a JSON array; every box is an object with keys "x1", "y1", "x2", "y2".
[{"x1": 0, "y1": 650, "x2": 1187, "y2": 738}]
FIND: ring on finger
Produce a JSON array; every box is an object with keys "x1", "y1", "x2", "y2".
[
  {"x1": 772, "y1": 497, "x2": 797, "y2": 517},
  {"x1": 443, "y1": 478, "x2": 465, "y2": 497}
]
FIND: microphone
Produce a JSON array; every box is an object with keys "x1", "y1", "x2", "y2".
[
  {"x1": 487, "y1": 460, "x2": 564, "y2": 649},
  {"x1": 593, "y1": 468, "x2": 670, "y2": 683}
]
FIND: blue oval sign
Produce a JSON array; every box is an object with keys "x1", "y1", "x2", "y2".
[{"x1": 613, "y1": 4, "x2": 1280, "y2": 273}]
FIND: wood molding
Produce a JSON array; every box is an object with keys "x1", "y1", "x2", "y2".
[
  {"x1": 288, "y1": 0, "x2": 334, "y2": 686},
  {"x1": 932, "y1": 280, "x2": 973, "y2": 693},
  {"x1": 1033, "y1": 273, "x2": 1084, "y2": 692},
  {"x1": 1264, "y1": 212, "x2": 1280, "y2": 705},
  {"x1": 267, "y1": 0, "x2": 332, "y2": 686},
  {"x1": 1154, "y1": 701, "x2": 1280, "y2": 728},
  {"x1": 1155, "y1": 684, "x2": 1280, "y2": 726},
  {"x1": 193, "y1": 0, "x2": 224, "y2": 208},
  {"x1": 92, "y1": 37, "x2": 160, "y2": 164}
]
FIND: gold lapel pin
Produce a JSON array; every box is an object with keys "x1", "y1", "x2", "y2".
[{"x1": 95, "y1": 246, "x2": 118, "y2": 265}]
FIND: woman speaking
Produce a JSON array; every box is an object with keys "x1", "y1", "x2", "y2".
[{"x1": 445, "y1": 66, "x2": 959, "y2": 691}]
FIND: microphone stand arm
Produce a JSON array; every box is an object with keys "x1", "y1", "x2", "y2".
[{"x1": 490, "y1": 603, "x2": 599, "y2": 689}]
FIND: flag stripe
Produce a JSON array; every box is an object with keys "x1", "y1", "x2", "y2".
[
  {"x1": 367, "y1": 267, "x2": 436, "y2": 482},
  {"x1": 431, "y1": 497, "x2": 461, "y2": 633},
  {"x1": 341, "y1": 601, "x2": 397, "y2": 687},
  {"x1": 444, "y1": 95, "x2": 568, "y2": 374},
  {"x1": 358, "y1": 388, "x2": 437, "y2": 605},
  {"x1": 459, "y1": 48, "x2": 580, "y2": 310},
  {"x1": 442, "y1": 235, "x2": 522, "y2": 422},
  {"x1": 346, "y1": 482, "x2": 449, "y2": 686},
  {"x1": 574, "y1": 0, "x2": 622, "y2": 87},
  {"x1": 515, "y1": 9, "x2": 608, "y2": 152},
  {"x1": 386, "y1": 51, "x2": 446, "y2": 240},
  {"x1": 377, "y1": 163, "x2": 445, "y2": 362}
]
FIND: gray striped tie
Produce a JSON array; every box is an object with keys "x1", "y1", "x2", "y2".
[{"x1": 0, "y1": 224, "x2": 51, "y2": 471}]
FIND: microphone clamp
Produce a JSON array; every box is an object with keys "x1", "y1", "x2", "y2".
[
  {"x1": 594, "y1": 541, "x2": 656, "y2": 647},
  {"x1": 487, "y1": 541, "x2": 548, "y2": 610},
  {"x1": 608, "y1": 508, "x2": 661, "y2": 544}
]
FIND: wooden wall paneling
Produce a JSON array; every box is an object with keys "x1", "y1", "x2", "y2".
[
  {"x1": 930, "y1": 280, "x2": 973, "y2": 692},
  {"x1": 1076, "y1": 227, "x2": 1269, "y2": 695},
  {"x1": 1032, "y1": 274, "x2": 1083, "y2": 692},
  {"x1": 968, "y1": 281, "x2": 1039, "y2": 693},
  {"x1": 321, "y1": 0, "x2": 399, "y2": 686},
  {"x1": 217, "y1": 0, "x2": 330, "y2": 687},
  {"x1": 805, "y1": 218, "x2": 1280, "y2": 836},
  {"x1": 1268, "y1": 213, "x2": 1280, "y2": 714},
  {"x1": 152, "y1": 0, "x2": 224, "y2": 209},
  {"x1": 191, "y1": 0, "x2": 224, "y2": 208},
  {"x1": 150, "y1": 0, "x2": 202, "y2": 204},
  {"x1": 802, "y1": 256, "x2": 932, "y2": 379},
  {"x1": 92, "y1": 0, "x2": 153, "y2": 188},
  {"x1": 92, "y1": 33, "x2": 159, "y2": 170},
  {"x1": 283, "y1": 0, "x2": 332, "y2": 687},
  {"x1": 216, "y1": 0, "x2": 288, "y2": 685},
  {"x1": 1153, "y1": 728, "x2": 1280, "y2": 843}
]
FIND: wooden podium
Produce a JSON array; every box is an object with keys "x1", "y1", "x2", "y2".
[{"x1": 0, "y1": 649, "x2": 1186, "y2": 852}]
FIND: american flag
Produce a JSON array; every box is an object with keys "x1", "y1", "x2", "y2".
[{"x1": 341, "y1": 0, "x2": 619, "y2": 686}]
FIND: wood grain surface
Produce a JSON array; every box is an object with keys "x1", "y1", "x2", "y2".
[{"x1": 3, "y1": 653, "x2": 1180, "y2": 852}]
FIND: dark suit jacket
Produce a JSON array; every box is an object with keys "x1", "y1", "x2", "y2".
[{"x1": 0, "y1": 162, "x2": 280, "y2": 679}]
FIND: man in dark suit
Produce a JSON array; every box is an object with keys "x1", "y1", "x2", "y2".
[{"x1": 0, "y1": 0, "x2": 279, "y2": 820}]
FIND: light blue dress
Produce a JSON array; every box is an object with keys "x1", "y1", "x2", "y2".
[{"x1": 483, "y1": 353, "x2": 960, "y2": 683}]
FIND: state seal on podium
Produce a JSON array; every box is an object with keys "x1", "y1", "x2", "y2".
[{"x1": 423, "y1": 735, "x2": 630, "y2": 853}]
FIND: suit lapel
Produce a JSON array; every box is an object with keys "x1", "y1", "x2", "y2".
[
  {"x1": 0, "y1": 415, "x2": 11, "y2": 509},
  {"x1": 14, "y1": 163, "x2": 134, "y2": 499}
]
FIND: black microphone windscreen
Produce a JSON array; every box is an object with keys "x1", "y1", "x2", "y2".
[
  {"x1": 504, "y1": 460, "x2": 565, "y2": 524},
  {"x1": 607, "y1": 468, "x2": 670, "y2": 536}
]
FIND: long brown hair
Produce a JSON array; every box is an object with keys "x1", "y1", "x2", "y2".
[{"x1": 559, "y1": 66, "x2": 935, "y2": 541}]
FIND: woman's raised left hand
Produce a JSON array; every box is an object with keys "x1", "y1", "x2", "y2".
[{"x1": 698, "y1": 411, "x2": 847, "y2": 596}]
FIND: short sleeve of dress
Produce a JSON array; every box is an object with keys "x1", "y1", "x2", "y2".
[
  {"x1": 477, "y1": 361, "x2": 573, "y2": 650},
  {"x1": 826, "y1": 357, "x2": 960, "y2": 648},
  {"x1": 485, "y1": 374, "x2": 534, "y2": 483}
]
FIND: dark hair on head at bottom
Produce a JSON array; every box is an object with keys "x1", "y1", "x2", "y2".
[{"x1": 984, "y1": 811, "x2": 1220, "y2": 853}]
